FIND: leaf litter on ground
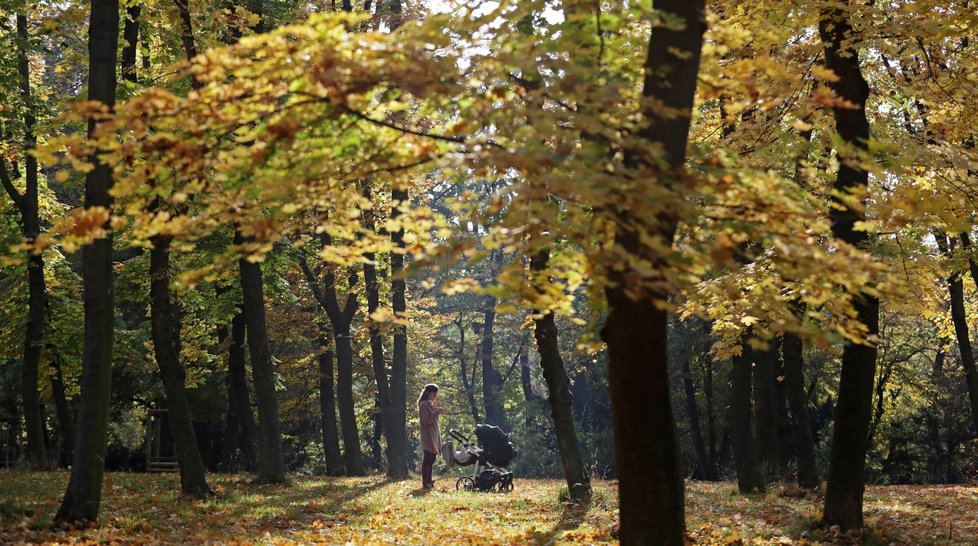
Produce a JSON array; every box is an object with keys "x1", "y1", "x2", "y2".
[{"x1": 1, "y1": 471, "x2": 976, "y2": 544}]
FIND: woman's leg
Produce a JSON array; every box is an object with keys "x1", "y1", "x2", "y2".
[{"x1": 422, "y1": 451, "x2": 436, "y2": 487}]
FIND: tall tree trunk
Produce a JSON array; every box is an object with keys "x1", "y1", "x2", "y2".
[
  {"x1": 952, "y1": 233, "x2": 978, "y2": 433},
  {"x1": 370, "y1": 394, "x2": 383, "y2": 468},
  {"x1": 519, "y1": 352, "x2": 540, "y2": 427},
  {"x1": 129, "y1": 4, "x2": 210, "y2": 494},
  {"x1": 333, "y1": 320, "x2": 365, "y2": 475},
  {"x1": 219, "y1": 322, "x2": 241, "y2": 471},
  {"x1": 227, "y1": 308, "x2": 258, "y2": 470},
  {"x1": 705, "y1": 356, "x2": 718, "y2": 474},
  {"x1": 362, "y1": 249, "x2": 392, "y2": 460},
  {"x1": 295, "y1": 245, "x2": 363, "y2": 476},
  {"x1": 946, "y1": 266, "x2": 978, "y2": 432},
  {"x1": 531, "y1": 250, "x2": 591, "y2": 501},
  {"x1": 121, "y1": 5, "x2": 140, "y2": 83},
  {"x1": 752, "y1": 343, "x2": 779, "y2": 481},
  {"x1": 15, "y1": 12, "x2": 47, "y2": 469},
  {"x1": 49, "y1": 353, "x2": 74, "y2": 467},
  {"x1": 54, "y1": 0, "x2": 119, "y2": 523},
  {"x1": 237, "y1": 232, "x2": 286, "y2": 483},
  {"x1": 782, "y1": 331, "x2": 819, "y2": 489},
  {"x1": 773, "y1": 343, "x2": 792, "y2": 476},
  {"x1": 600, "y1": 2, "x2": 705, "y2": 542},
  {"x1": 150, "y1": 237, "x2": 212, "y2": 496},
  {"x1": 455, "y1": 314, "x2": 481, "y2": 423},
  {"x1": 819, "y1": 2, "x2": 879, "y2": 530},
  {"x1": 318, "y1": 338, "x2": 343, "y2": 475},
  {"x1": 389, "y1": 187, "x2": 410, "y2": 479},
  {"x1": 480, "y1": 298, "x2": 507, "y2": 428},
  {"x1": 681, "y1": 356, "x2": 713, "y2": 481},
  {"x1": 730, "y1": 342, "x2": 763, "y2": 493}
]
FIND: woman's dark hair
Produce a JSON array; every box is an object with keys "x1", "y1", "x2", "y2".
[{"x1": 418, "y1": 384, "x2": 439, "y2": 404}]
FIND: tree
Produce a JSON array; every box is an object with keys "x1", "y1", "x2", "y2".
[
  {"x1": 130, "y1": 1, "x2": 212, "y2": 497},
  {"x1": 819, "y1": 0, "x2": 879, "y2": 530},
  {"x1": 782, "y1": 330, "x2": 819, "y2": 489},
  {"x1": 296, "y1": 236, "x2": 364, "y2": 476},
  {"x1": 938, "y1": 233, "x2": 978, "y2": 433},
  {"x1": 599, "y1": 1, "x2": 707, "y2": 543},
  {"x1": 530, "y1": 249, "x2": 591, "y2": 501},
  {"x1": 54, "y1": 0, "x2": 119, "y2": 523},
  {"x1": 237, "y1": 231, "x2": 287, "y2": 483},
  {"x1": 316, "y1": 336, "x2": 344, "y2": 475},
  {"x1": 0, "y1": 10, "x2": 48, "y2": 469},
  {"x1": 219, "y1": 303, "x2": 259, "y2": 471},
  {"x1": 730, "y1": 342, "x2": 763, "y2": 493}
]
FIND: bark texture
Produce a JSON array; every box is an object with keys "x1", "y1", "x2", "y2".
[
  {"x1": 730, "y1": 342, "x2": 763, "y2": 493},
  {"x1": 531, "y1": 250, "x2": 591, "y2": 501},
  {"x1": 318, "y1": 338, "x2": 344, "y2": 475},
  {"x1": 819, "y1": 2, "x2": 879, "y2": 530},
  {"x1": 55, "y1": 0, "x2": 119, "y2": 523},
  {"x1": 388, "y1": 187, "x2": 410, "y2": 479},
  {"x1": 237, "y1": 232, "x2": 286, "y2": 483},
  {"x1": 600, "y1": 1, "x2": 706, "y2": 542},
  {"x1": 782, "y1": 331, "x2": 819, "y2": 489}
]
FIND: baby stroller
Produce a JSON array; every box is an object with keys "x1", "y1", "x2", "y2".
[{"x1": 442, "y1": 424, "x2": 517, "y2": 492}]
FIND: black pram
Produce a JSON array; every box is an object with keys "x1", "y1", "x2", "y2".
[{"x1": 442, "y1": 424, "x2": 517, "y2": 492}]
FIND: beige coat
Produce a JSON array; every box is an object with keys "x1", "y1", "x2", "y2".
[{"x1": 419, "y1": 400, "x2": 441, "y2": 454}]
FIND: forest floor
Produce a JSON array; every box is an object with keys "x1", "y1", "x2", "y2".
[{"x1": 0, "y1": 471, "x2": 976, "y2": 545}]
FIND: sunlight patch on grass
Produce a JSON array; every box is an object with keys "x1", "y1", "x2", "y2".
[{"x1": 2, "y1": 472, "x2": 977, "y2": 544}]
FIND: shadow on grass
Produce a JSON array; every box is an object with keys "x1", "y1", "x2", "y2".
[
  {"x1": 534, "y1": 501, "x2": 590, "y2": 544},
  {"x1": 189, "y1": 474, "x2": 393, "y2": 532}
]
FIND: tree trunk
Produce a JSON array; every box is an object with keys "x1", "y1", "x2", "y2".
[
  {"x1": 318, "y1": 338, "x2": 344, "y2": 475},
  {"x1": 480, "y1": 299, "x2": 507, "y2": 428},
  {"x1": 13, "y1": 12, "x2": 48, "y2": 469},
  {"x1": 533, "y1": 309, "x2": 591, "y2": 500},
  {"x1": 752, "y1": 343, "x2": 779, "y2": 481},
  {"x1": 519, "y1": 352, "x2": 538, "y2": 427},
  {"x1": 362, "y1": 219, "x2": 407, "y2": 478},
  {"x1": 773, "y1": 342, "x2": 792, "y2": 476},
  {"x1": 333, "y1": 321, "x2": 365, "y2": 475},
  {"x1": 681, "y1": 356, "x2": 713, "y2": 481},
  {"x1": 219, "y1": 322, "x2": 241, "y2": 471},
  {"x1": 455, "y1": 315, "x2": 481, "y2": 423},
  {"x1": 389, "y1": 187, "x2": 410, "y2": 480},
  {"x1": 705, "y1": 355, "x2": 717, "y2": 473},
  {"x1": 530, "y1": 250, "x2": 591, "y2": 500},
  {"x1": 150, "y1": 237, "x2": 213, "y2": 496},
  {"x1": 54, "y1": 0, "x2": 119, "y2": 523},
  {"x1": 950, "y1": 233, "x2": 978, "y2": 433},
  {"x1": 599, "y1": 2, "x2": 705, "y2": 542},
  {"x1": 237, "y1": 233, "x2": 286, "y2": 483},
  {"x1": 295, "y1": 243, "x2": 363, "y2": 476},
  {"x1": 730, "y1": 342, "x2": 763, "y2": 493},
  {"x1": 370, "y1": 394, "x2": 383, "y2": 468},
  {"x1": 227, "y1": 308, "x2": 258, "y2": 470},
  {"x1": 782, "y1": 331, "x2": 819, "y2": 489},
  {"x1": 819, "y1": 2, "x2": 878, "y2": 530},
  {"x1": 947, "y1": 269, "x2": 978, "y2": 432},
  {"x1": 49, "y1": 354, "x2": 75, "y2": 468},
  {"x1": 121, "y1": 5, "x2": 140, "y2": 83}
]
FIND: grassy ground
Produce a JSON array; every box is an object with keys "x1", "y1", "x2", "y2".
[{"x1": 1, "y1": 471, "x2": 977, "y2": 544}]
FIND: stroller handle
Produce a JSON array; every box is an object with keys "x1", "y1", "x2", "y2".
[{"x1": 449, "y1": 429, "x2": 469, "y2": 443}]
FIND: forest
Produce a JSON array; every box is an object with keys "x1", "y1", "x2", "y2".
[{"x1": 0, "y1": 0, "x2": 977, "y2": 544}]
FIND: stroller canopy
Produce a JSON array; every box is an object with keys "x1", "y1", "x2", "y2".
[{"x1": 475, "y1": 424, "x2": 517, "y2": 468}]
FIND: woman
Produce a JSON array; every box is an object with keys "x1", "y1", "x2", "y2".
[{"x1": 418, "y1": 384, "x2": 443, "y2": 489}]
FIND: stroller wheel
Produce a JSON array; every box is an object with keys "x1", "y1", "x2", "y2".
[
  {"x1": 495, "y1": 480, "x2": 513, "y2": 493},
  {"x1": 455, "y1": 477, "x2": 476, "y2": 492}
]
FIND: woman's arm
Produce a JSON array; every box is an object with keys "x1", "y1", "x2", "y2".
[{"x1": 419, "y1": 401, "x2": 437, "y2": 425}]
